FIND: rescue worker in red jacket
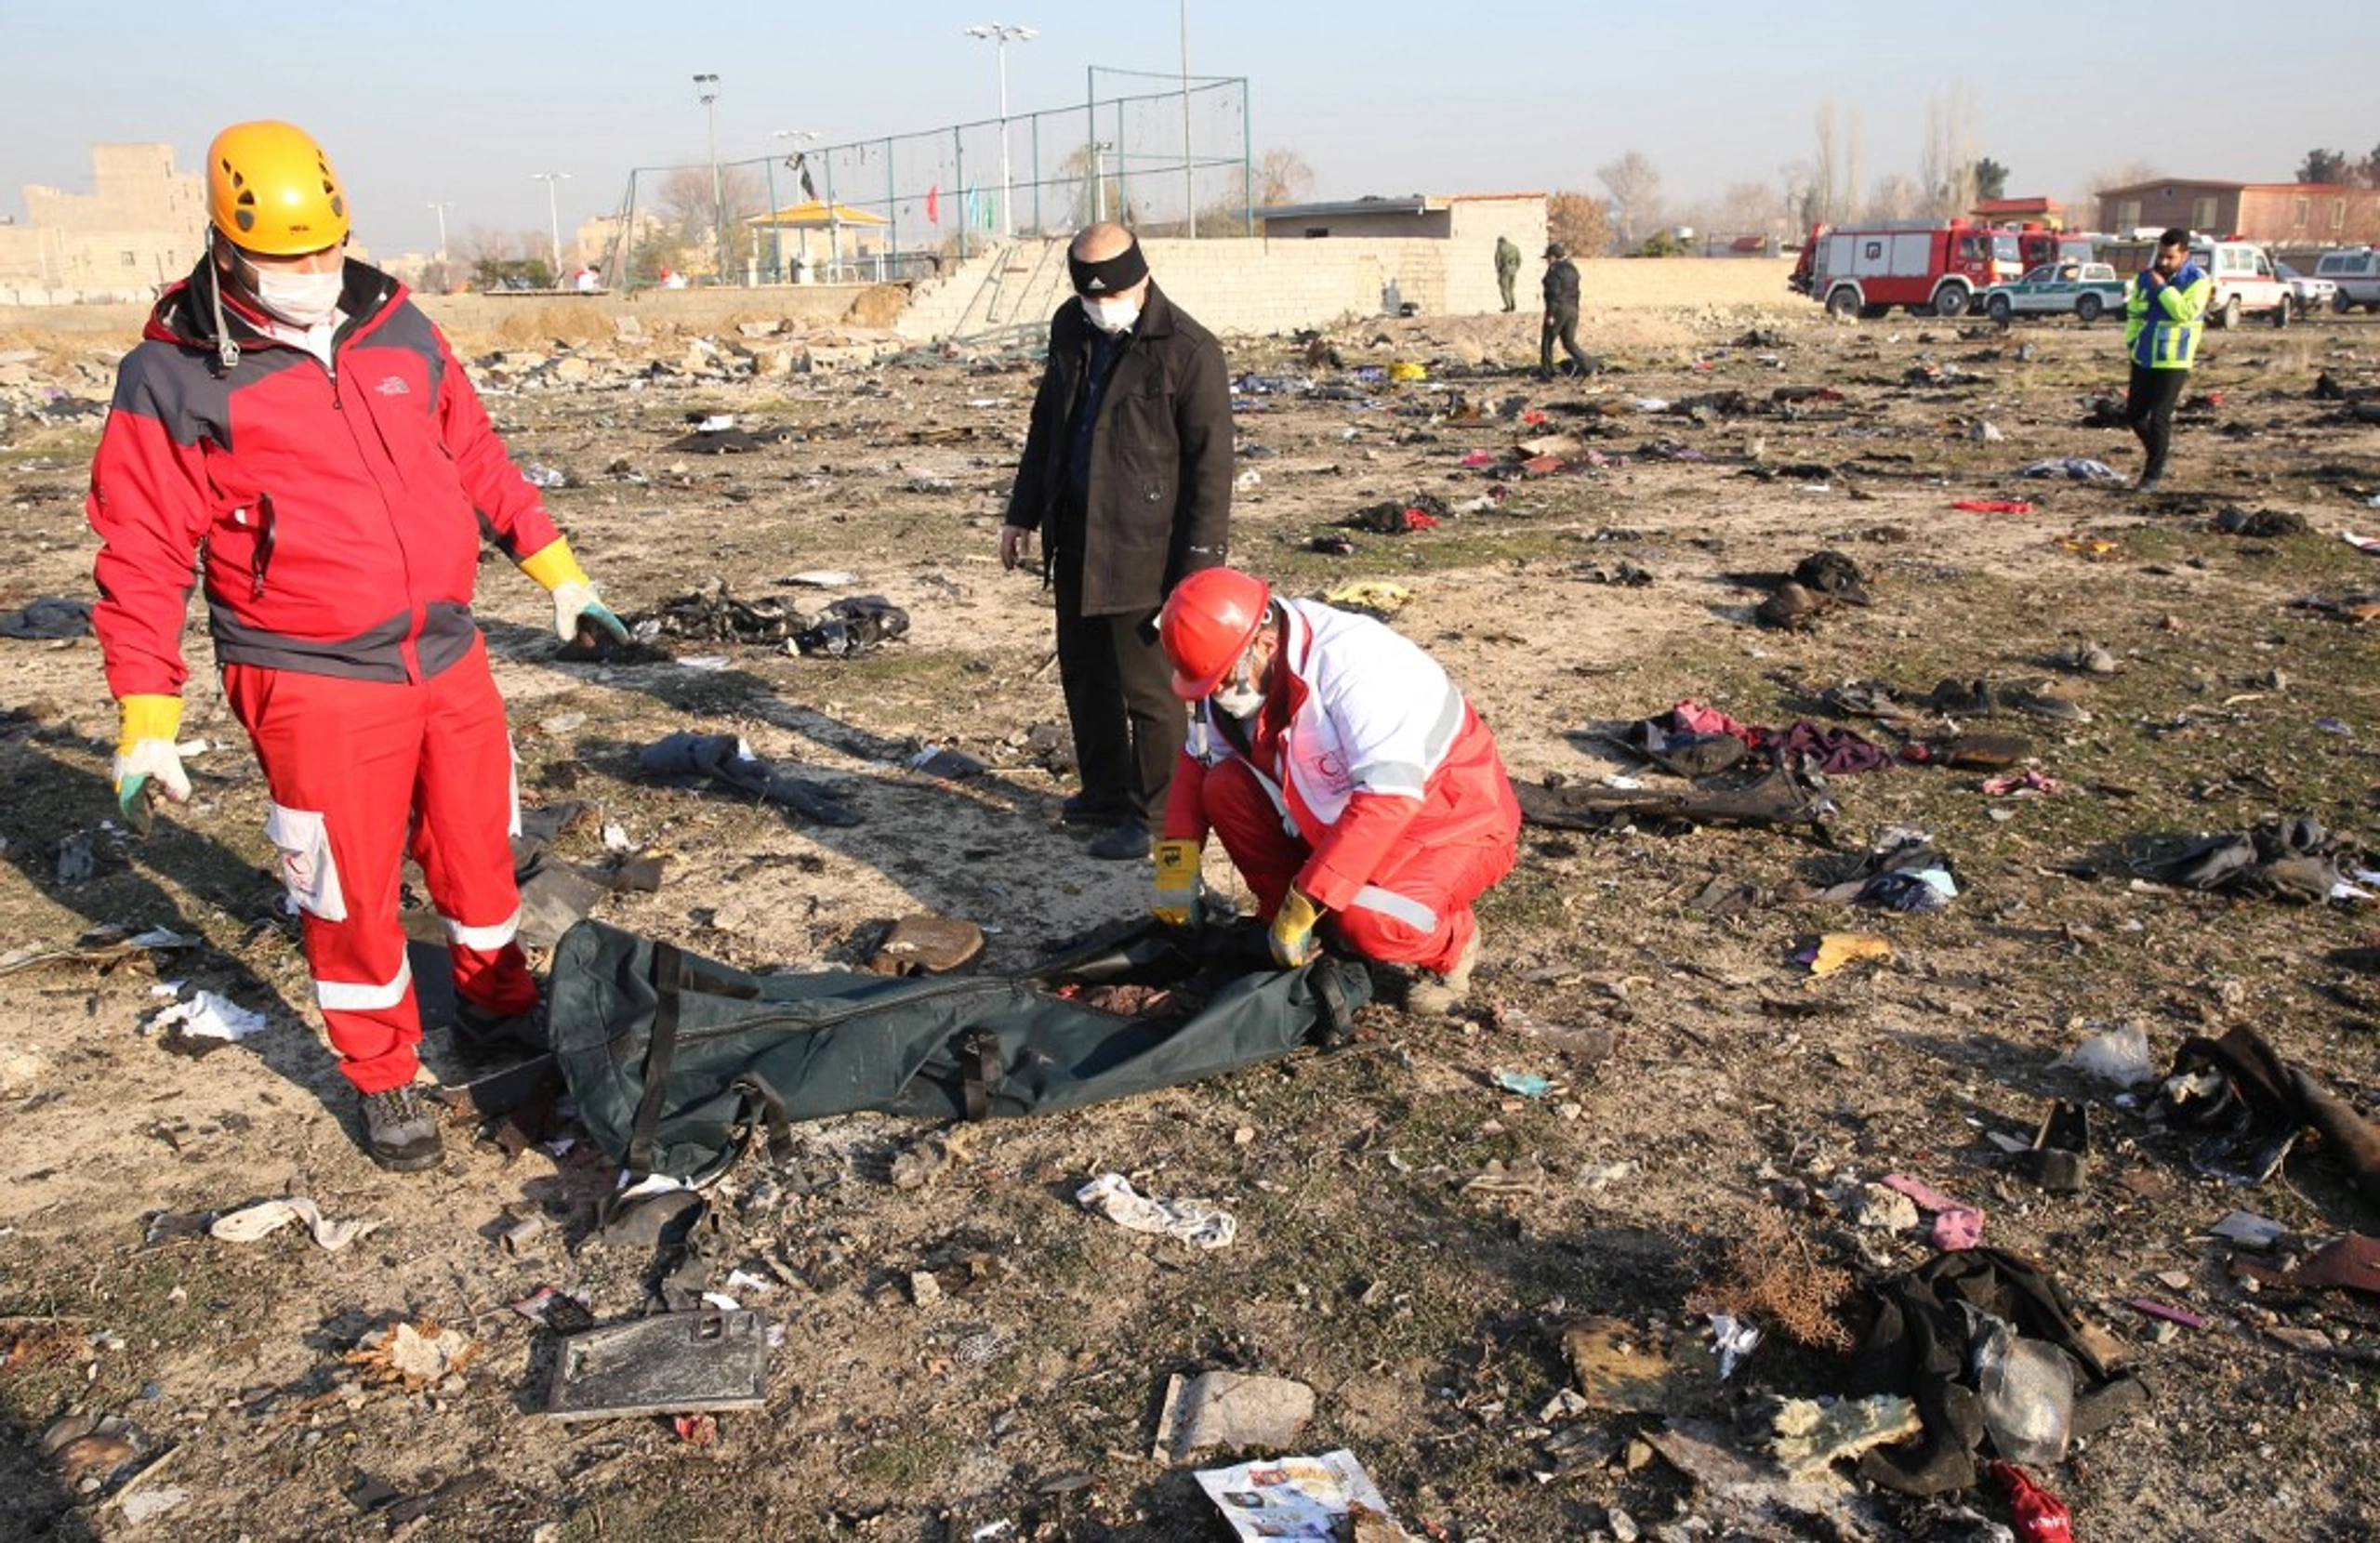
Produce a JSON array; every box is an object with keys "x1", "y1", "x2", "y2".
[
  {"x1": 1150, "y1": 567, "x2": 1522, "y2": 1012},
  {"x1": 87, "y1": 121, "x2": 630, "y2": 1171}
]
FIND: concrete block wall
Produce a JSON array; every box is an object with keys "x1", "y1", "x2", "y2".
[{"x1": 901, "y1": 234, "x2": 1494, "y2": 343}]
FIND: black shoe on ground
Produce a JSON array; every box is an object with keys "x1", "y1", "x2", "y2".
[
  {"x1": 452, "y1": 995, "x2": 549, "y2": 1061},
  {"x1": 1058, "y1": 794, "x2": 1128, "y2": 828},
  {"x1": 360, "y1": 1084, "x2": 444, "y2": 1171},
  {"x1": 1087, "y1": 824, "x2": 1152, "y2": 861}
]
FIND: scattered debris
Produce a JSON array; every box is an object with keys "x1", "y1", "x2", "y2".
[
  {"x1": 1193, "y1": 1450, "x2": 1402, "y2": 1541},
  {"x1": 1156, "y1": 1369, "x2": 1316, "y2": 1460},
  {"x1": 546, "y1": 1309, "x2": 770, "y2": 1422},
  {"x1": 1075, "y1": 1172, "x2": 1236, "y2": 1250},
  {"x1": 1766, "y1": 1393, "x2": 1922, "y2": 1481},
  {"x1": 344, "y1": 1320, "x2": 482, "y2": 1390},
  {"x1": 209, "y1": 1196, "x2": 383, "y2": 1251}
]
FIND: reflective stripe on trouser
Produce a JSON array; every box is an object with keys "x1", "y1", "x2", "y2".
[
  {"x1": 1198, "y1": 757, "x2": 1514, "y2": 974},
  {"x1": 223, "y1": 636, "x2": 536, "y2": 1093}
]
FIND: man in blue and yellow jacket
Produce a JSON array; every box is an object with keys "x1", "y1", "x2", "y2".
[{"x1": 2121, "y1": 229, "x2": 2210, "y2": 493}]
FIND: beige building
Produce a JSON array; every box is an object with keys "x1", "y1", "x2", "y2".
[
  {"x1": 1250, "y1": 192, "x2": 1549, "y2": 317},
  {"x1": 1, "y1": 144, "x2": 208, "y2": 304}
]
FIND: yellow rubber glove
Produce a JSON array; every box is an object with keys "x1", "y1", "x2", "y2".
[
  {"x1": 113, "y1": 694, "x2": 191, "y2": 836},
  {"x1": 1269, "y1": 888, "x2": 1321, "y2": 968},
  {"x1": 520, "y1": 535, "x2": 630, "y2": 643},
  {"x1": 1151, "y1": 838, "x2": 1204, "y2": 928}
]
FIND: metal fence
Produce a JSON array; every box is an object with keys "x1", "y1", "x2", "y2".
[{"x1": 601, "y1": 70, "x2": 1251, "y2": 292}]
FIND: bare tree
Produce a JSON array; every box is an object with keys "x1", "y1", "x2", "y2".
[
  {"x1": 1844, "y1": 108, "x2": 1863, "y2": 227},
  {"x1": 1715, "y1": 180, "x2": 1782, "y2": 240},
  {"x1": 654, "y1": 165, "x2": 765, "y2": 246},
  {"x1": 450, "y1": 224, "x2": 536, "y2": 267},
  {"x1": 1057, "y1": 143, "x2": 1125, "y2": 229},
  {"x1": 1254, "y1": 148, "x2": 1316, "y2": 207},
  {"x1": 2085, "y1": 161, "x2": 2162, "y2": 198},
  {"x1": 1546, "y1": 191, "x2": 1612, "y2": 258},
  {"x1": 1779, "y1": 159, "x2": 1818, "y2": 232},
  {"x1": 1596, "y1": 151, "x2": 1665, "y2": 251},
  {"x1": 1919, "y1": 84, "x2": 1980, "y2": 219},
  {"x1": 1863, "y1": 174, "x2": 1924, "y2": 222},
  {"x1": 1810, "y1": 101, "x2": 1845, "y2": 227}
]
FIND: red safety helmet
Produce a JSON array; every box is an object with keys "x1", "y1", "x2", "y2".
[{"x1": 1159, "y1": 567, "x2": 1272, "y2": 699}]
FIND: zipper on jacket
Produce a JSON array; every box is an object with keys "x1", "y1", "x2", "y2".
[{"x1": 250, "y1": 494, "x2": 277, "y2": 600}]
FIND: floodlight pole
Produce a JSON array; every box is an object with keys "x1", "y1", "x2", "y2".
[
  {"x1": 1180, "y1": 0, "x2": 1195, "y2": 237},
  {"x1": 530, "y1": 173, "x2": 569, "y2": 278},
  {"x1": 1090, "y1": 140, "x2": 1113, "y2": 224},
  {"x1": 694, "y1": 73, "x2": 722, "y2": 279},
  {"x1": 966, "y1": 24, "x2": 1036, "y2": 239}
]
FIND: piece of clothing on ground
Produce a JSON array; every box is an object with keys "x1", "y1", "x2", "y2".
[{"x1": 636, "y1": 732, "x2": 859, "y2": 826}]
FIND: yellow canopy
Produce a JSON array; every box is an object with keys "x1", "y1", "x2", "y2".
[{"x1": 746, "y1": 199, "x2": 890, "y2": 229}]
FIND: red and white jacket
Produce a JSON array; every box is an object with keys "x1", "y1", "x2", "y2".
[
  {"x1": 88, "y1": 257, "x2": 563, "y2": 699},
  {"x1": 1165, "y1": 598, "x2": 1522, "y2": 913}
]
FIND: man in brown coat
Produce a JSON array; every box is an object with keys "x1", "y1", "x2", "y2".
[{"x1": 1000, "y1": 223, "x2": 1233, "y2": 859}]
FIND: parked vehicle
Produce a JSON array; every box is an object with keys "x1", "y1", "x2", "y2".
[
  {"x1": 2276, "y1": 262, "x2": 2337, "y2": 319},
  {"x1": 2314, "y1": 247, "x2": 2380, "y2": 312},
  {"x1": 1791, "y1": 219, "x2": 2092, "y2": 321},
  {"x1": 1982, "y1": 261, "x2": 2127, "y2": 324},
  {"x1": 2098, "y1": 236, "x2": 2294, "y2": 327},
  {"x1": 2188, "y1": 240, "x2": 2291, "y2": 329}
]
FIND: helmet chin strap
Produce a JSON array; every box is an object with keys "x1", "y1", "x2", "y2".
[{"x1": 205, "y1": 235, "x2": 241, "y2": 374}]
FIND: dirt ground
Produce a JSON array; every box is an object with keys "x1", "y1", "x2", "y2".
[{"x1": 2, "y1": 279, "x2": 2378, "y2": 1542}]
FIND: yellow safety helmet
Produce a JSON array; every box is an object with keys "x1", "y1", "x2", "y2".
[{"x1": 206, "y1": 121, "x2": 349, "y2": 255}]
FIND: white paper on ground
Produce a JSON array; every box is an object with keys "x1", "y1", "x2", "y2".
[
  {"x1": 146, "y1": 989, "x2": 270, "y2": 1041},
  {"x1": 1194, "y1": 1449, "x2": 1398, "y2": 1541},
  {"x1": 209, "y1": 1196, "x2": 383, "y2": 1251},
  {"x1": 1076, "y1": 1172, "x2": 1236, "y2": 1250}
]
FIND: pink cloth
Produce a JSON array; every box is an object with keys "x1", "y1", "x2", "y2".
[{"x1": 1883, "y1": 1172, "x2": 1986, "y2": 1251}]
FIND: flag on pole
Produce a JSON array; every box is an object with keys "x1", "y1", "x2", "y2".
[
  {"x1": 793, "y1": 152, "x2": 818, "y2": 201},
  {"x1": 925, "y1": 183, "x2": 940, "y2": 224}
]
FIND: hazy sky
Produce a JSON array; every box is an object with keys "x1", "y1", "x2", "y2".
[{"x1": 7, "y1": 1, "x2": 2376, "y2": 258}]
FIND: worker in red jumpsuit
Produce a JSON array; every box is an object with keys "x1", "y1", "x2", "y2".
[
  {"x1": 1150, "y1": 567, "x2": 1522, "y2": 1012},
  {"x1": 88, "y1": 121, "x2": 630, "y2": 1171}
]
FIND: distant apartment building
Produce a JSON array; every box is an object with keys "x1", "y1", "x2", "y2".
[
  {"x1": 0, "y1": 144, "x2": 208, "y2": 303},
  {"x1": 2095, "y1": 179, "x2": 2380, "y2": 246}
]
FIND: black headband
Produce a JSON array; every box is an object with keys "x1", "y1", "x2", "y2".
[{"x1": 1069, "y1": 240, "x2": 1148, "y2": 297}]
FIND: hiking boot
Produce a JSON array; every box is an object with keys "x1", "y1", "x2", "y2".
[
  {"x1": 1408, "y1": 931, "x2": 1480, "y2": 1015},
  {"x1": 1087, "y1": 823, "x2": 1152, "y2": 862},
  {"x1": 360, "y1": 1084, "x2": 444, "y2": 1172}
]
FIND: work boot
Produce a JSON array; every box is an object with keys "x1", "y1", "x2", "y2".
[
  {"x1": 1087, "y1": 823, "x2": 1152, "y2": 862},
  {"x1": 1408, "y1": 931, "x2": 1481, "y2": 1015},
  {"x1": 360, "y1": 1084, "x2": 444, "y2": 1172}
]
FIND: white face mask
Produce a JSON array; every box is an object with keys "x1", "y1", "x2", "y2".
[
  {"x1": 254, "y1": 266, "x2": 344, "y2": 328},
  {"x1": 1211, "y1": 683, "x2": 1264, "y2": 719},
  {"x1": 1081, "y1": 295, "x2": 1140, "y2": 335}
]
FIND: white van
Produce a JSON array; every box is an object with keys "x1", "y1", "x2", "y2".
[
  {"x1": 2314, "y1": 247, "x2": 2380, "y2": 312},
  {"x1": 2188, "y1": 241, "x2": 2291, "y2": 329}
]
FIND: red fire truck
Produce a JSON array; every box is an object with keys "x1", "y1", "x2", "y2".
[{"x1": 1790, "y1": 219, "x2": 2095, "y2": 320}]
